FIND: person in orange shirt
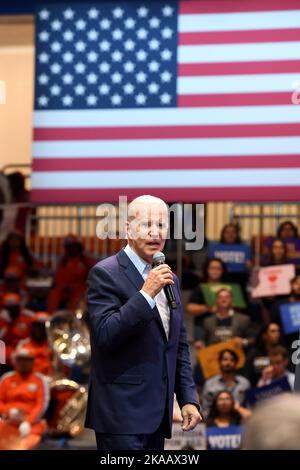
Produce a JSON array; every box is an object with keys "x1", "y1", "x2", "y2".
[
  {"x1": 0, "y1": 348, "x2": 49, "y2": 440},
  {"x1": 48, "y1": 235, "x2": 96, "y2": 313},
  {"x1": 16, "y1": 312, "x2": 53, "y2": 377},
  {"x1": 0, "y1": 231, "x2": 33, "y2": 283},
  {"x1": 0, "y1": 293, "x2": 34, "y2": 365}
]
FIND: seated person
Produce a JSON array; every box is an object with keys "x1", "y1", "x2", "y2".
[
  {"x1": 16, "y1": 312, "x2": 53, "y2": 377},
  {"x1": 186, "y1": 258, "x2": 228, "y2": 341},
  {"x1": 48, "y1": 235, "x2": 96, "y2": 313},
  {"x1": 0, "y1": 293, "x2": 34, "y2": 366},
  {"x1": 257, "y1": 345, "x2": 295, "y2": 389},
  {"x1": 206, "y1": 390, "x2": 251, "y2": 428},
  {"x1": 261, "y1": 238, "x2": 289, "y2": 267},
  {"x1": 201, "y1": 288, "x2": 256, "y2": 348},
  {"x1": 0, "y1": 348, "x2": 49, "y2": 441},
  {"x1": 270, "y1": 275, "x2": 300, "y2": 351},
  {"x1": 218, "y1": 223, "x2": 251, "y2": 288},
  {"x1": 202, "y1": 349, "x2": 250, "y2": 416},
  {"x1": 277, "y1": 220, "x2": 299, "y2": 240},
  {"x1": 243, "y1": 323, "x2": 283, "y2": 386},
  {"x1": 0, "y1": 231, "x2": 34, "y2": 284}
]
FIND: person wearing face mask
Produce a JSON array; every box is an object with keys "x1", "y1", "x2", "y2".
[
  {"x1": 0, "y1": 348, "x2": 49, "y2": 444},
  {"x1": 0, "y1": 293, "x2": 34, "y2": 367},
  {"x1": 16, "y1": 312, "x2": 53, "y2": 377}
]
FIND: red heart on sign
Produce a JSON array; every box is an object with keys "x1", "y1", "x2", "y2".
[{"x1": 268, "y1": 275, "x2": 277, "y2": 283}]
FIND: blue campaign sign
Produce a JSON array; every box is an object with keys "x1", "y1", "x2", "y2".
[
  {"x1": 208, "y1": 243, "x2": 251, "y2": 273},
  {"x1": 280, "y1": 302, "x2": 300, "y2": 335},
  {"x1": 246, "y1": 376, "x2": 291, "y2": 406},
  {"x1": 206, "y1": 426, "x2": 243, "y2": 450}
]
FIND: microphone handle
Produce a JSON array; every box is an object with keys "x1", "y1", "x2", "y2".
[
  {"x1": 164, "y1": 284, "x2": 177, "y2": 310},
  {"x1": 153, "y1": 259, "x2": 177, "y2": 309}
]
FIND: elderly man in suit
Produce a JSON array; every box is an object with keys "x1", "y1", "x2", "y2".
[{"x1": 85, "y1": 195, "x2": 201, "y2": 451}]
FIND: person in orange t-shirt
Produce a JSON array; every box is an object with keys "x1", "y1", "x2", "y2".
[
  {"x1": 48, "y1": 235, "x2": 96, "y2": 313},
  {"x1": 0, "y1": 293, "x2": 34, "y2": 364},
  {"x1": 0, "y1": 348, "x2": 49, "y2": 440},
  {"x1": 16, "y1": 312, "x2": 53, "y2": 377}
]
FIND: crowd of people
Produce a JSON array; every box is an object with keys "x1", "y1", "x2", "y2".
[{"x1": 0, "y1": 185, "x2": 300, "y2": 449}]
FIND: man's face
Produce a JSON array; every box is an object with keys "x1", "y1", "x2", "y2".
[
  {"x1": 220, "y1": 352, "x2": 237, "y2": 374},
  {"x1": 126, "y1": 203, "x2": 168, "y2": 263},
  {"x1": 216, "y1": 291, "x2": 233, "y2": 310},
  {"x1": 270, "y1": 355, "x2": 287, "y2": 378}
]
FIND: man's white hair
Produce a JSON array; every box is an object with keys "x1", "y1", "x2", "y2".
[
  {"x1": 242, "y1": 393, "x2": 300, "y2": 450},
  {"x1": 127, "y1": 195, "x2": 168, "y2": 221}
]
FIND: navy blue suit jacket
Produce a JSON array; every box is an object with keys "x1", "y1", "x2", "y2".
[{"x1": 85, "y1": 249, "x2": 199, "y2": 436}]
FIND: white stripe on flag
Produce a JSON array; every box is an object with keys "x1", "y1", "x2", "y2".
[
  {"x1": 32, "y1": 168, "x2": 300, "y2": 189},
  {"x1": 32, "y1": 137, "x2": 300, "y2": 158},
  {"x1": 178, "y1": 42, "x2": 300, "y2": 64},
  {"x1": 33, "y1": 106, "x2": 300, "y2": 128},
  {"x1": 178, "y1": 10, "x2": 300, "y2": 32},
  {"x1": 178, "y1": 73, "x2": 299, "y2": 94}
]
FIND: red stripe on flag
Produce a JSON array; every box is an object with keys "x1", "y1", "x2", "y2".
[
  {"x1": 179, "y1": 0, "x2": 300, "y2": 14},
  {"x1": 178, "y1": 92, "x2": 293, "y2": 107},
  {"x1": 33, "y1": 123, "x2": 300, "y2": 141},
  {"x1": 32, "y1": 155, "x2": 300, "y2": 172},
  {"x1": 178, "y1": 60, "x2": 300, "y2": 76},
  {"x1": 179, "y1": 29, "x2": 300, "y2": 45},
  {"x1": 31, "y1": 186, "x2": 300, "y2": 204}
]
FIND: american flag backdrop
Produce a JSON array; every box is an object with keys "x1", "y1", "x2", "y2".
[{"x1": 32, "y1": 0, "x2": 300, "y2": 203}]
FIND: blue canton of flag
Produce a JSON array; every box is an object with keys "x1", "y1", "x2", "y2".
[{"x1": 35, "y1": 1, "x2": 178, "y2": 109}]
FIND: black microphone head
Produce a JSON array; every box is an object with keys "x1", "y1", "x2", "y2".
[{"x1": 152, "y1": 251, "x2": 165, "y2": 266}]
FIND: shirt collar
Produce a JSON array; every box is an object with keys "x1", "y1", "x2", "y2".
[
  {"x1": 216, "y1": 309, "x2": 235, "y2": 320},
  {"x1": 124, "y1": 244, "x2": 151, "y2": 276}
]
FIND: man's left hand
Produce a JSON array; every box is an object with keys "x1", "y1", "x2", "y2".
[{"x1": 181, "y1": 404, "x2": 202, "y2": 431}]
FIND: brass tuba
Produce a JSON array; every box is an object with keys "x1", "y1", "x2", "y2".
[
  {"x1": 46, "y1": 309, "x2": 91, "y2": 367},
  {"x1": 47, "y1": 379, "x2": 87, "y2": 437},
  {"x1": 45, "y1": 309, "x2": 90, "y2": 437}
]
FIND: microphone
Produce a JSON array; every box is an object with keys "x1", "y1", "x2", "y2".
[{"x1": 152, "y1": 252, "x2": 177, "y2": 309}]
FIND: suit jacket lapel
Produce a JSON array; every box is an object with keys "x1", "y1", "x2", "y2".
[{"x1": 117, "y1": 249, "x2": 168, "y2": 341}]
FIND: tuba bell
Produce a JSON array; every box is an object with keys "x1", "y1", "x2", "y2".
[{"x1": 46, "y1": 309, "x2": 91, "y2": 367}]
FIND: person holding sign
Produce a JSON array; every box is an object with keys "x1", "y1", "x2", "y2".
[
  {"x1": 271, "y1": 275, "x2": 300, "y2": 349},
  {"x1": 206, "y1": 390, "x2": 251, "y2": 451},
  {"x1": 206, "y1": 390, "x2": 251, "y2": 428},
  {"x1": 202, "y1": 349, "x2": 250, "y2": 415},
  {"x1": 187, "y1": 258, "x2": 228, "y2": 343},
  {"x1": 217, "y1": 223, "x2": 251, "y2": 288}
]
